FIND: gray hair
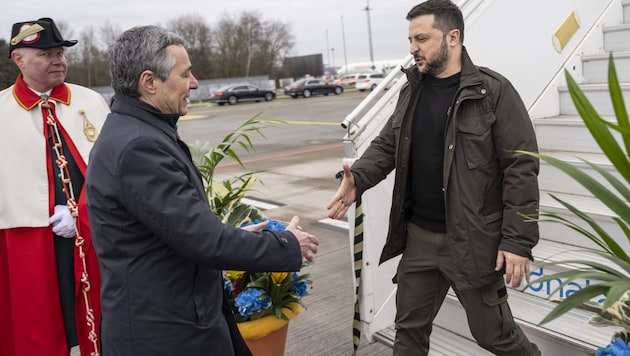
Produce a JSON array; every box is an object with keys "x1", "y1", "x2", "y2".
[{"x1": 109, "y1": 25, "x2": 185, "y2": 97}]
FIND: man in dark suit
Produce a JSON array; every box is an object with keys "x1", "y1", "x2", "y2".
[{"x1": 85, "y1": 25, "x2": 319, "y2": 356}]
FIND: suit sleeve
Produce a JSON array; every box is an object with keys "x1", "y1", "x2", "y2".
[{"x1": 116, "y1": 136, "x2": 303, "y2": 272}]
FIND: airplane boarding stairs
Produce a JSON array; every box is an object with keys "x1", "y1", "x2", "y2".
[{"x1": 340, "y1": 0, "x2": 630, "y2": 354}]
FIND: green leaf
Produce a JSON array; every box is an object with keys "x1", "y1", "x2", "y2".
[
  {"x1": 607, "y1": 53, "x2": 630, "y2": 154},
  {"x1": 566, "y1": 68, "x2": 630, "y2": 182},
  {"x1": 540, "y1": 285, "x2": 609, "y2": 325},
  {"x1": 521, "y1": 55, "x2": 630, "y2": 329}
]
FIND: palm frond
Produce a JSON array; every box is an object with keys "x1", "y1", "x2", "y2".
[{"x1": 521, "y1": 55, "x2": 630, "y2": 327}]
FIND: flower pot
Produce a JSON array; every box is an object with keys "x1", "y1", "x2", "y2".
[{"x1": 237, "y1": 303, "x2": 302, "y2": 356}]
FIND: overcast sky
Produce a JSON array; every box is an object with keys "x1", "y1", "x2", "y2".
[{"x1": 1, "y1": 1, "x2": 416, "y2": 67}]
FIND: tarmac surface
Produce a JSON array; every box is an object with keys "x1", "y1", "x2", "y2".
[{"x1": 214, "y1": 143, "x2": 391, "y2": 355}]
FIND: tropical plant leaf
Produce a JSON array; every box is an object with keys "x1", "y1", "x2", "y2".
[
  {"x1": 607, "y1": 53, "x2": 630, "y2": 154},
  {"x1": 521, "y1": 55, "x2": 630, "y2": 328},
  {"x1": 550, "y1": 193, "x2": 629, "y2": 261},
  {"x1": 603, "y1": 283, "x2": 630, "y2": 311},
  {"x1": 539, "y1": 285, "x2": 609, "y2": 325},
  {"x1": 537, "y1": 153, "x2": 630, "y2": 225},
  {"x1": 189, "y1": 113, "x2": 284, "y2": 226},
  {"x1": 582, "y1": 159, "x2": 630, "y2": 203},
  {"x1": 566, "y1": 68, "x2": 630, "y2": 182}
]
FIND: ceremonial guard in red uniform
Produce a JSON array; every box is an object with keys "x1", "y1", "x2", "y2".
[{"x1": 0, "y1": 18, "x2": 109, "y2": 356}]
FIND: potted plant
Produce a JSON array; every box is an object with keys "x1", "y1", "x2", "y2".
[
  {"x1": 520, "y1": 54, "x2": 630, "y2": 354},
  {"x1": 224, "y1": 256, "x2": 310, "y2": 356},
  {"x1": 190, "y1": 112, "x2": 312, "y2": 355}
]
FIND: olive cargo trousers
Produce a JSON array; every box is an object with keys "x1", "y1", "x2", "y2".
[{"x1": 393, "y1": 222, "x2": 541, "y2": 355}]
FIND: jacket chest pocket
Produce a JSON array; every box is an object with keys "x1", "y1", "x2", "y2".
[
  {"x1": 456, "y1": 108, "x2": 496, "y2": 169},
  {"x1": 391, "y1": 107, "x2": 405, "y2": 148}
]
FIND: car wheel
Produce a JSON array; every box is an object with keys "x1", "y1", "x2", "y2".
[
  {"x1": 359, "y1": 89, "x2": 366, "y2": 92},
  {"x1": 217, "y1": 102, "x2": 225, "y2": 106},
  {"x1": 291, "y1": 95, "x2": 297, "y2": 99},
  {"x1": 371, "y1": 84, "x2": 377, "y2": 91},
  {"x1": 334, "y1": 86, "x2": 343, "y2": 95},
  {"x1": 228, "y1": 96, "x2": 238, "y2": 105},
  {"x1": 265, "y1": 93, "x2": 274, "y2": 101},
  {"x1": 303, "y1": 89, "x2": 311, "y2": 98}
]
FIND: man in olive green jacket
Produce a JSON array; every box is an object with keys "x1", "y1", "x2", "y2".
[{"x1": 327, "y1": 1, "x2": 540, "y2": 355}]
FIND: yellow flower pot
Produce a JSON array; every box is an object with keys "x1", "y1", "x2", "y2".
[{"x1": 237, "y1": 303, "x2": 302, "y2": 356}]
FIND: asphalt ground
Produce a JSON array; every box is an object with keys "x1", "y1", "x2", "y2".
[{"x1": 213, "y1": 140, "x2": 391, "y2": 356}]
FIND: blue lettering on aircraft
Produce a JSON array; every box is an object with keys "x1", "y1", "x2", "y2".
[{"x1": 528, "y1": 267, "x2": 606, "y2": 304}]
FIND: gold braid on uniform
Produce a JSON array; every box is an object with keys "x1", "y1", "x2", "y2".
[{"x1": 42, "y1": 97, "x2": 100, "y2": 356}]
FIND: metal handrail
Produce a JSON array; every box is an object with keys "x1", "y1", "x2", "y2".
[{"x1": 340, "y1": 55, "x2": 412, "y2": 130}]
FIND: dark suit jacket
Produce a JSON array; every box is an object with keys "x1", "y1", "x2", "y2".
[{"x1": 86, "y1": 95, "x2": 302, "y2": 355}]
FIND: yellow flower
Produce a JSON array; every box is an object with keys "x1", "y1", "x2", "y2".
[
  {"x1": 271, "y1": 272, "x2": 289, "y2": 284},
  {"x1": 225, "y1": 270, "x2": 246, "y2": 280}
]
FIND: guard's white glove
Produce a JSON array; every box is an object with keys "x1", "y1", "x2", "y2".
[{"x1": 49, "y1": 205, "x2": 76, "y2": 238}]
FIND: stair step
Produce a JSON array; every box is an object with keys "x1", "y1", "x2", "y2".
[
  {"x1": 603, "y1": 24, "x2": 630, "y2": 53},
  {"x1": 538, "y1": 192, "x2": 628, "y2": 250},
  {"x1": 435, "y1": 288, "x2": 620, "y2": 355},
  {"x1": 534, "y1": 116, "x2": 622, "y2": 153},
  {"x1": 507, "y1": 289, "x2": 620, "y2": 355},
  {"x1": 526, "y1": 239, "x2": 610, "y2": 304},
  {"x1": 539, "y1": 151, "x2": 618, "y2": 197},
  {"x1": 373, "y1": 324, "x2": 494, "y2": 355},
  {"x1": 582, "y1": 51, "x2": 630, "y2": 83},
  {"x1": 375, "y1": 287, "x2": 621, "y2": 355},
  {"x1": 559, "y1": 83, "x2": 630, "y2": 116}
]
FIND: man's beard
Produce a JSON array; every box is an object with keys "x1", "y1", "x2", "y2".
[{"x1": 420, "y1": 35, "x2": 449, "y2": 76}]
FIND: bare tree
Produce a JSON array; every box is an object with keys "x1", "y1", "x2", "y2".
[
  {"x1": 0, "y1": 39, "x2": 21, "y2": 90},
  {"x1": 255, "y1": 20, "x2": 295, "y2": 77},
  {"x1": 167, "y1": 14, "x2": 214, "y2": 79},
  {"x1": 212, "y1": 14, "x2": 246, "y2": 78},
  {"x1": 99, "y1": 21, "x2": 123, "y2": 50},
  {"x1": 66, "y1": 26, "x2": 110, "y2": 87},
  {"x1": 3, "y1": 12, "x2": 296, "y2": 87},
  {"x1": 212, "y1": 11, "x2": 293, "y2": 79}
]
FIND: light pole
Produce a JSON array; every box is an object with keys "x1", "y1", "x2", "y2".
[
  {"x1": 363, "y1": 0, "x2": 375, "y2": 71},
  {"x1": 331, "y1": 47, "x2": 336, "y2": 69},
  {"x1": 341, "y1": 15, "x2": 348, "y2": 75},
  {"x1": 325, "y1": 28, "x2": 331, "y2": 69}
]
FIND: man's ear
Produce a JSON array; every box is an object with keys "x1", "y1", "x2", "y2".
[
  {"x1": 138, "y1": 70, "x2": 157, "y2": 95},
  {"x1": 11, "y1": 51, "x2": 24, "y2": 69},
  {"x1": 448, "y1": 29, "x2": 460, "y2": 46}
]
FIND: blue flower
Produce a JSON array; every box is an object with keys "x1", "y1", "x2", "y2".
[
  {"x1": 241, "y1": 218, "x2": 286, "y2": 231},
  {"x1": 290, "y1": 280, "x2": 308, "y2": 298},
  {"x1": 288, "y1": 273, "x2": 308, "y2": 298},
  {"x1": 597, "y1": 337, "x2": 630, "y2": 356},
  {"x1": 234, "y1": 288, "x2": 272, "y2": 317}
]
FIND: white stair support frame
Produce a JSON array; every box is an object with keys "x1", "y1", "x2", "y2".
[{"x1": 341, "y1": 0, "x2": 628, "y2": 353}]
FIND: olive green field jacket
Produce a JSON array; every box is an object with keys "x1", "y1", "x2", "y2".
[{"x1": 351, "y1": 47, "x2": 540, "y2": 290}]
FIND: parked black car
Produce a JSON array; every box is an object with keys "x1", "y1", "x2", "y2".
[
  {"x1": 284, "y1": 78, "x2": 343, "y2": 98},
  {"x1": 209, "y1": 84, "x2": 275, "y2": 105}
]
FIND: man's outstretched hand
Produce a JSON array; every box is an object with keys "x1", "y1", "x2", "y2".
[
  {"x1": 326, "y1": 163, "x2": 357, "y2": 219},
  {"x1": 286, "y1": 216, "x2": 320, "y2": 262}
]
